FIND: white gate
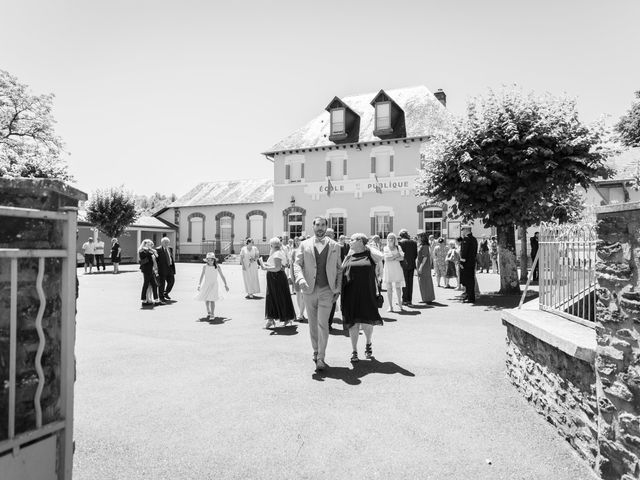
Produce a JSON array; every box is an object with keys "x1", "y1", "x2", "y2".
[{"x1": 0, "y1": 205, "x2": 77, "y2": 480}]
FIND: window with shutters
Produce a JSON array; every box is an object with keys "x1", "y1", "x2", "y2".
[
  {"x1": 374, "y1": 213, "x2": 391, "y2": 239},
  {"x1": 326, "y1": 153, "x2": 347, "y2": 181},
  {"x1": 330, "y1": 108, "x2": 345, "y2": 135},
  {"x1": 375, "y1": 102, "x2": 391, "y2": 130},
  {"x1": 370, "y1": 147, "x2": 394, "y2": 178},
  {"x1": 284, "y1": 155, "x2": 305, "y2": 183},
  {"x1": 329, "y1": 215, "x2": 345, "y2": 238},
  {"x1": 423, "y1": 207, "x2": 443, "y2": 238}
]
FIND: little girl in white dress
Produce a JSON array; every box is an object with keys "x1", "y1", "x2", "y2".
[{"x1": 196, "y1": 252, "x2": 229, "y2": 319}]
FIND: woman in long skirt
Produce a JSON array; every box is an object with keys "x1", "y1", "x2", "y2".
[
  {"x1": 240, "y1": 238, "x2": 261, "y2": 298},
  {"x1": 416, "y1": 233, "x2": 435, "y2": 303},
  {"x1": 261, "y1": 237, "x2": 295, "y2": 328}
]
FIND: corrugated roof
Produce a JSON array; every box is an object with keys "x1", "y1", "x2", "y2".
[
  {"x1": 168, "y1": 178, "x2": 273, "y2": 208},
  {"x1": 264, "y1": 85, "x2": 452, "y2": 154},
  {"x1": 77, "y1": 212, "x2": 176, "y2": 230}
]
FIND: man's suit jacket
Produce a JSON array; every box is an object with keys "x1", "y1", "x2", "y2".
[
  {"x1": 530, "y1": 237, "x2": 539, "y2": 260},
  {"x1": 293, "y1": 237, "x2": 343, "y2": 294},
  {"x1": 399, "y1": 238, "x2": 418, "y2": 271},
  {"x1": 156, "y1": 246, "x2": 176, "y2": 276},
  {"x1": 460, "y1": 234, "x2": 478, "y2": 269}
]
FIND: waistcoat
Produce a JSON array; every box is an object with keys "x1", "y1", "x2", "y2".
[{"x1": 314, "y1": 245, "x2": 330, "y2": 287}]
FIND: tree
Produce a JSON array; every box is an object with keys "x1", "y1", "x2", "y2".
[
  {"x1": 134, "y1": 192, "x2": 177, "y2": 215},
  {"x1": 86, "y1": 187, "x2": 140, "y2": 239},
  {"x1": 616, "y1": 90, "x2": 640, "y2": 147},
  {"x1": 0, "y1": 69, "x2": 71, "y2": 180},
  {"x1": 416, "y1": 86, "x2": 613, "y2": 294}
]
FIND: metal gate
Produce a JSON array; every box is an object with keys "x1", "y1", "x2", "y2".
[{"x1": 0, "y1": 205, "x2": 77, "y2": 480}]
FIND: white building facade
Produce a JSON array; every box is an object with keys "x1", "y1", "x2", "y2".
[{"x1": 263, "y1": 86, "x2": 482, "y2": 240}]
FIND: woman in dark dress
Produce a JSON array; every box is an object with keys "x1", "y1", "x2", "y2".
[
  {"x1": 138, "y1": 239, "x2": 160, "y2": 306},
  {"x1": 341, "y1": 233, "x2": 383, "y2": 363},
  {"x1": 261, "y1": 237, "x2": 295, "y2": 328},
  {"x1": 111, "y1": 237, "x2": 121, "y2": 274}
]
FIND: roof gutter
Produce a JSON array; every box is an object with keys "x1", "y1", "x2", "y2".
[{"x1": 261, "y1": 135, "x2": 430, "y2": 157}]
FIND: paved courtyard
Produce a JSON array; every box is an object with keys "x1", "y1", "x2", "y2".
[{"x1": 73, "y1": 263, "x2": 598, "y2": 480}]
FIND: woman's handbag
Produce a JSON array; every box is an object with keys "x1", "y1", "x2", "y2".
[{"x1": 376, "y1": 291, "x2": 384, "y2": 308}]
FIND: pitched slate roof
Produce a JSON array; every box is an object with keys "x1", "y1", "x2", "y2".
[
  {"x1": 168, "y1": 178, "x2": 273, "y2": 208},
  {"x1": 264, "y1": 85, "x2": 452, "y2": 154}
]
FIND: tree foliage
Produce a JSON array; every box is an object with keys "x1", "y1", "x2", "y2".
[
  {"x1": 134, "y1": 192, "x2": 177, "y2": 215},
  {"x1": 0, "y1": 69, "x2": 71, "y2": 180},
  {"x1": 416, "y1": 86, "x2": 614, "y2": 292},
  {"x1": 616, "y1": 90, "x2": 640, "y2": 148},
  {"x1": 86, "y1": 187, "x2": 140, "y2": 239}
]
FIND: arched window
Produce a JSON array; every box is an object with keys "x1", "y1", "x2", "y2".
[
  {"x1": 246, "y1": 210, "x2": 267, "y2": 242},
  {"x1": 187, "y1": 212, "x2": 206, "y2": 243}
]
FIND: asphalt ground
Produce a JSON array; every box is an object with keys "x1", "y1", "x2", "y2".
[{"x1": 72, "y1": 263, "x2": 598, "y2": 480}]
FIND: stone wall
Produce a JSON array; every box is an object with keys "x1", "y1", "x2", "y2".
[
  {"x1": 595, "y1": 204, "x2": 640, "y2": 480},
  {"x1": 0, "y1": 178, "x2": 86, "y2": 446},
  {"x1": 505, "y1": 323, "x2": 599, "y2": 466}
]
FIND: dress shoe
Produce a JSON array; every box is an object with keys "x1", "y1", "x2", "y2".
[{"x1": 164, "y1": 294, "x2": 172, "y2": 300}]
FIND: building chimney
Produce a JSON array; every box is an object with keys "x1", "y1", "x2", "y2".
[{"x1": 434, "y1": 89, "x2": 446, "y2": 107}]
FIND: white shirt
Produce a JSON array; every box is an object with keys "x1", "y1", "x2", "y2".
[
  {"x1": 94, "y1": 241, "x2": 105, "y2": 255},
  {"x1": 314, "y1": 236, "x2": 328, "y2": 254},
  {"x1": 82, "y1": 242, "x2": 95, "y2": 254}
]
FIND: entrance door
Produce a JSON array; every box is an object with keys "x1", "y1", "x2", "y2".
[{"x1": 220, "y1": 217, "x2": 232, "y2": 253}]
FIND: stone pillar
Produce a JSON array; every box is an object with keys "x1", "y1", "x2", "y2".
[{"x1": 596, "y1": 202, "x2": 640, "y2": 479}]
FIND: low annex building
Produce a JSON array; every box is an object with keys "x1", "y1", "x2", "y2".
[
  {"x1": 155, "y1": 179, "x2": 273, "y2": 260},
  {"x1": 261, "y1": 85, "x2": 480, "y2": 240}
]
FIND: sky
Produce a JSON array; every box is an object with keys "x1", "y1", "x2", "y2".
[{"x1": 1, "y1": 0, "x2": 638, "y2": 197}]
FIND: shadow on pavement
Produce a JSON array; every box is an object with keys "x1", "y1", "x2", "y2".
[
  {"x1": 379, "y1": 316, "x2": 396, "y2": 322},
  {"x1": 313, "y1": 358, "x2": 415, "y2": 385},
  {"x1": 269, "y1": 325, "x2": 299, "y2": 335},
  {"x1": 198, "y1": 316, "x2": 232, "y2": 325},
  {"x1": 397, "y1": 310, "x2": 420, "y2": 316},
  {"x1": 477, "y1": 291, "x2": 539, "y2": 311}
]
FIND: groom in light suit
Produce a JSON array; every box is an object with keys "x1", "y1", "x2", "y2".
[{"x1": 294, "y1": 216, "x2": 343, "y2": 372}]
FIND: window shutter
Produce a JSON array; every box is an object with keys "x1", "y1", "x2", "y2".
[
  {"x1": 390, "y1": 155, "x2": 394, "y2": 173},
  {"x1": 371, "y1": 157, "x2": 376, "y2": 174},
  {"x1": 285, "y1": 164, "x2": 290, "y2": 180},
  {"x1": 389, "y1": 216, "x2": 394, "y2": 234},
  {"x1": 301, "y1": 163, "x2": 305, "y2": 179},
  {"x1": 343, "y1": 218, "x2": 347, "y2": 235},
  {"x1": 326, "y1": 161, "x2": 331, "y2": 177},
  {"x1": 370, "y1": 217, "x2": 376, "y2": 236},
  {"x1": 343, "y1": 158, "x2": 347, "y2": 176}
]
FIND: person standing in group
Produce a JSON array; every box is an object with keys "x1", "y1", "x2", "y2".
[
  {"x1": 398, "y1": 229, "x2": 417, "y2": 306},
  {"x1": 138, "y1": 239, "x2": 161, "y2": 306},
  {"x1": 196, "y1": 252, "x2": 229, "y2": 320},
  {"x1": 369, "y1": 234, "x2": 384, "y2": 290},
  {"x1": 156, "y1": 237, "x2": 176, "y2": 302},
  {"x1": 338, "y1": 235, "x2": 350, "y2": 261},
  {"x1": 455, "y1": 237, "x2": 464, "y2": 290},
  {"x1": 110, "y1": 238, "x2": 121, "y2": 274},
  {"x1": 94, "y1": 237, "x2": 106, "y2": 272},
  {"x1": 382, "y1": 232, "x2": 405, "y2": 312},
  {"x1": 341, "y1": 233, "x2": 383, "y2": 363},
  {"x1": 530, "y1": 232, "x2": 539, "y2": 282},
  {"x1": 445, "y1": 240, "x2": 460, "y2": 288},
  {"x1": 290, "y1": 236, "x2": 306, "y2": 321},
  {"x1": 489, "y1": 236, "x2": 499, "y2": 274},
  {"x1": 433, "y1": 237, "x2": 448, "y2": 287},
  {"x1": 262, "y1": 237, "x2": 296, "y2": 328},
  {"x1": 459, "y1": 225, "x2": 478, "y2": 303},
  {"x1": 240, "y1": 238, "x2": 261, "y2": 299},
  {"x1": 325, "y1": 227, "x2": 338, "y2": 330},
  {"x1": 82, "y1": 236, "x2": 95, "y2": 274},
  {"x1": 416, "y1": 232, "x2": 435, "y2": 303},
  {"x1": 477, "y1": 236, "x2": 491, "y2": 273},
  {"x1": 293, "y1": 217, "x2": 343, "y2": 372}
]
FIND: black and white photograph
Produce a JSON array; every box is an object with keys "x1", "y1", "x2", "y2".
[{"x1": 1, "y1": 1, "x2": 640, "y2": 479}]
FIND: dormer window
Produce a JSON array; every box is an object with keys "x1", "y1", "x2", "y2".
[
  {"x1": 331, "y1": 108, "x2": 345, "y2": 135},
  {"x1": 375, "y1": 102, "x2": 391, "y2": 131}
]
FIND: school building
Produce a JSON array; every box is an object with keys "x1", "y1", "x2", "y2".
[{"x1": 260, "y1": 85, "x2": 487, "y2": 240}]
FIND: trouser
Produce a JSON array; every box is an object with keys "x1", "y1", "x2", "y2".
[
  {"x1": 95, "y1": 254, "x2": 105, "y2": 270},
  {"x1": 531, "y1": 256, "x2": 539, "y2": 281},
  {"x1": 158, "y1": 274, "x2": 175, "y2": 300},
  {"x1": 141, "y1": 271, "x2": 158, "y2": 301},
  {"x1": 303, "y1": 285, "x2": 334, "y2": 361},
  {"x1": 402, "y1": 268, "x2": 415, "y2": 303},
  {"x1": 461, "y1": 267, "x2": 476, "y2": 302}
]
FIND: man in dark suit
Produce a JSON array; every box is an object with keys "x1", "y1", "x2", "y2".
[
  {"x1": 156, "y1": 236, "x2": 176, "y2": 301},
  {"x1": 398, "y1": 229, "x2": 418, "y2": 305},
  {"x1": 530, "y1": 232, "x2": 539, "y2": 282},
  {"x1": 459, "y1": 225, "x2": 478, "y2": 303}
]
